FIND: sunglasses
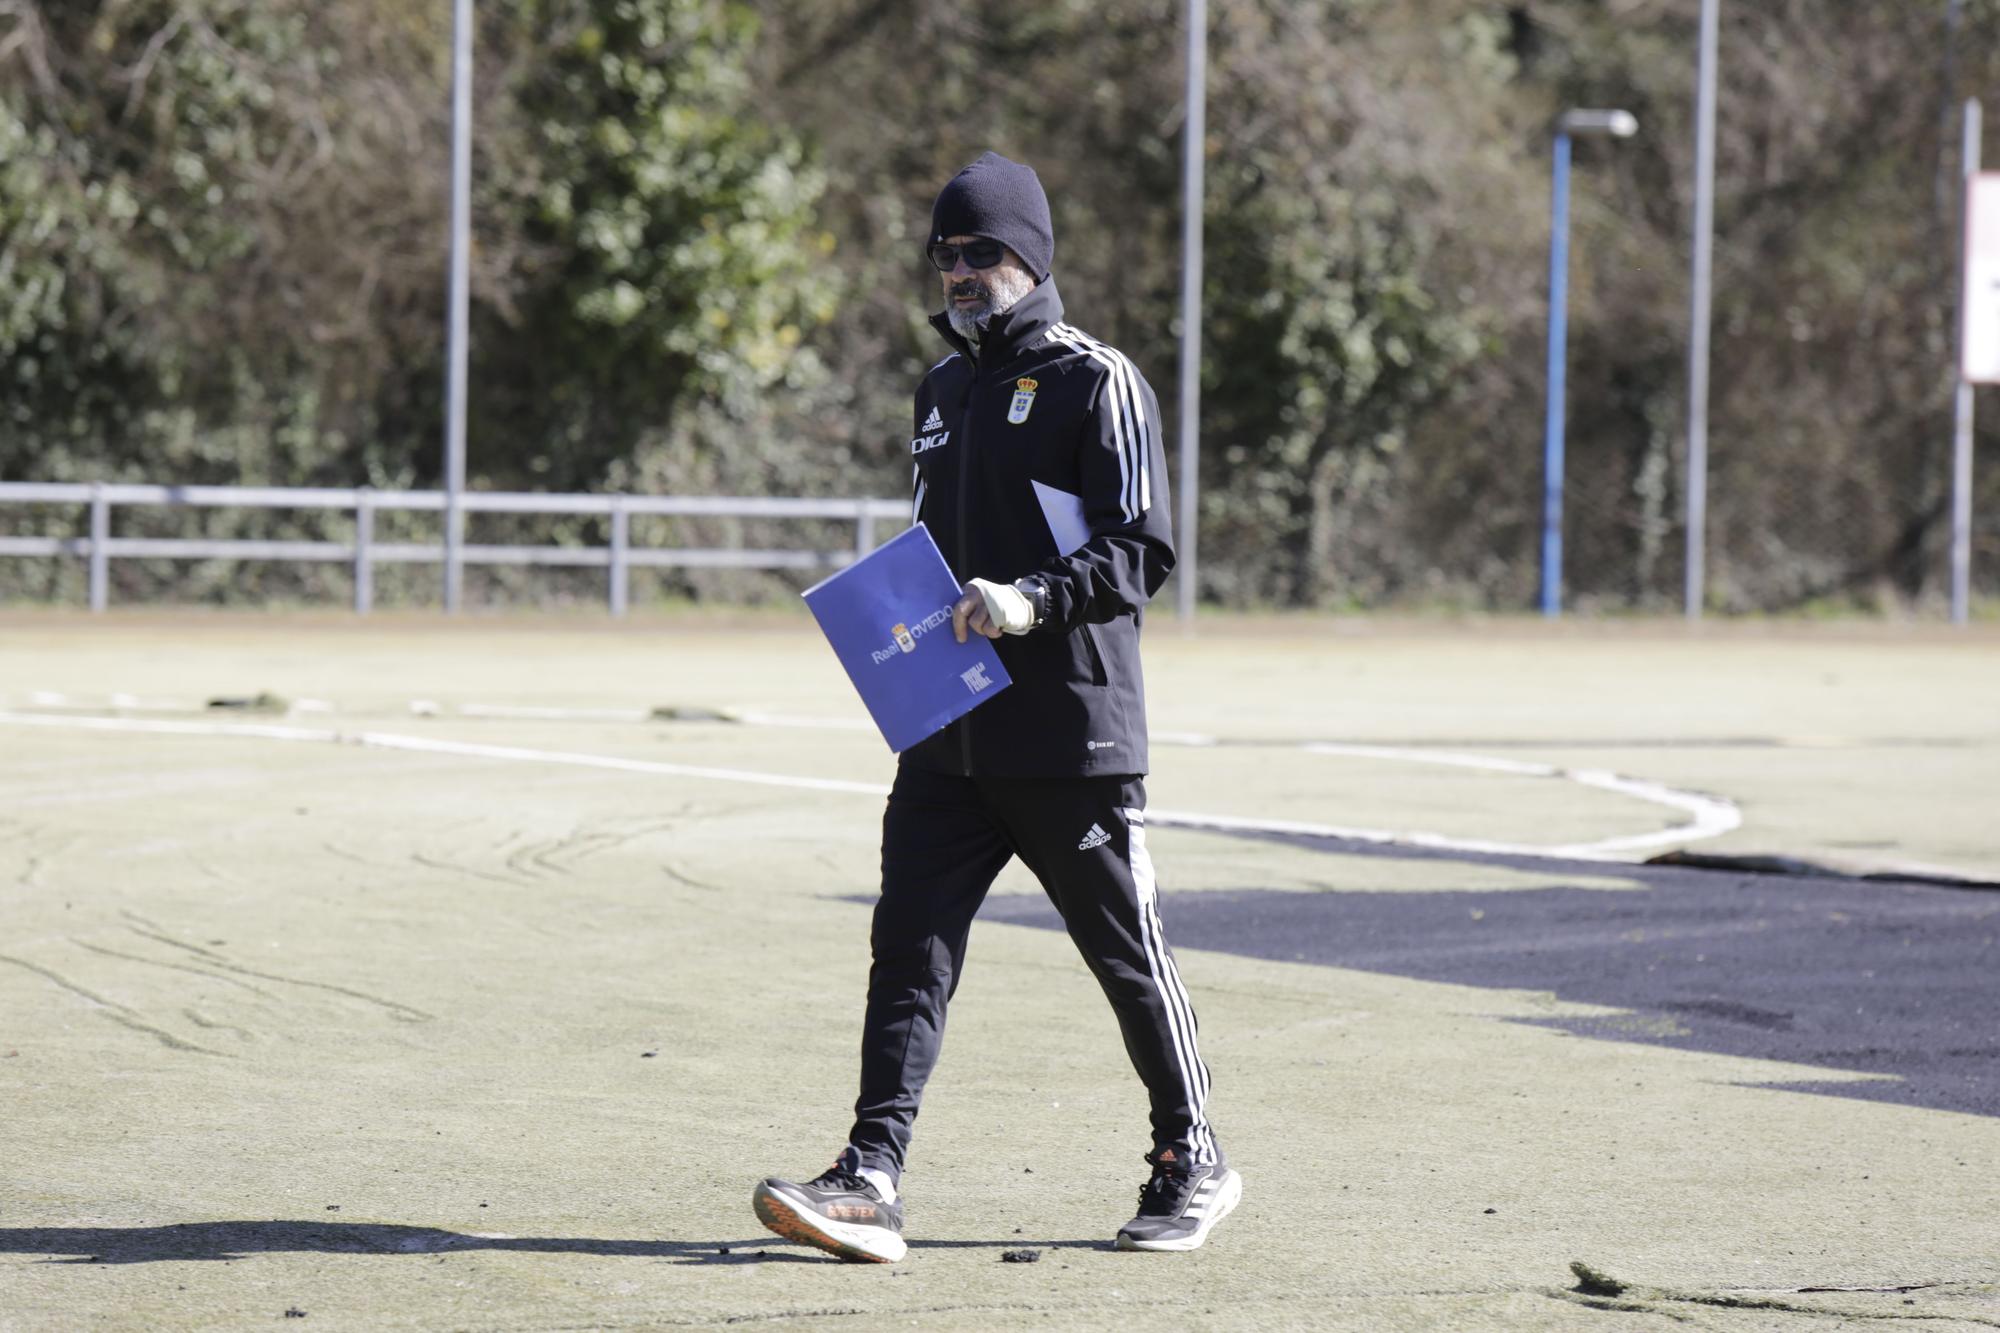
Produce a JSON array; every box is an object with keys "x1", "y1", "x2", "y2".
[{"x1": 926, "y1": 238, "x2": 1007, "y2": 272}]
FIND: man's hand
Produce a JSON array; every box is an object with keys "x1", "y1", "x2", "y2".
[{"x1": 953, "y1": 577, "x2": 1035, "y2": 641}]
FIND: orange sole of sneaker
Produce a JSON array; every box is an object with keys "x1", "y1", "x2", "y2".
[{"x1": 752, "y1": 1187, "x2": 899, "y2": 1264}]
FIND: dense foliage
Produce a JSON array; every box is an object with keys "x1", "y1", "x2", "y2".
[{"x1": 2, "y1": 0, "x2": 1996, "y2": 610}]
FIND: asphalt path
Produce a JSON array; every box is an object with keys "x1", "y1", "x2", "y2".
[{"x1": 975, "y1": 846, "x2": 2000, "y2": 1118}]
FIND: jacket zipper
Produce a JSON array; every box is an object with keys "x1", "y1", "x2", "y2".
[{"x1": 955, "y1": 376, "x2": 977, "y2": 776}]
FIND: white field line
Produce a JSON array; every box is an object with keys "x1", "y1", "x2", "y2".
[
  {"x1": 732, "y1": 710, "x2": 875, "y2": 731},
  {"x1": 0, "y1": 712, "x2": 891, "y2": 798},
  {"x1": 438, "y1": 705, "x2": 1208, "y2": 740},
  {"x1": 9, "y1": 692, "x2": 1219, "y2": 739},
  {"x1": 21, "y1": 691, "x2": 204, "y2": 713},
  {"x1": 1301, "y1": 742, "x2": 1741, "y2": 857},
  {"x1": 0, "y1": 710, "x2": 1737, "y2": 863},
  {"x1": 454, "y1": 702, "x2": 654, "y2": 722},
  {"x1": 422, "y1": 704, "x2": 875, "y2": 730}
]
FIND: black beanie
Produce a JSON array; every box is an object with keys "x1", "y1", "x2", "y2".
[{"x1": 930, "y1": 151, "x2": 1054, "y2": 281}]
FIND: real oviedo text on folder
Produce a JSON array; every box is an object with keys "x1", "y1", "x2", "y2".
[{"x1": 801, "y1": 523, "x2": 1013, "y2": 753}]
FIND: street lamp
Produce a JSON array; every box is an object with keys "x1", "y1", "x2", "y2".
[{"x1": 1541, "y1": 108, "x2": 1638, "y2": 617}]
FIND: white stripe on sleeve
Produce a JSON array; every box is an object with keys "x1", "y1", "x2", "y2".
[{"x1": 1048, "y1": 323, "x2": 1153, "y2": 525}]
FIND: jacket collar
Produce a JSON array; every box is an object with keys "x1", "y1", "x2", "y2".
[{"x1": 928, "y1": 276, "x2": 1065, "y2": 372}]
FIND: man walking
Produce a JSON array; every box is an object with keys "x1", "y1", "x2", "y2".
[{"x1": 753, "y1": 152, "x2": 1238, "y2": 1263}]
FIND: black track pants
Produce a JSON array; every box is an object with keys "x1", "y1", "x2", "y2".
[{"x1": 846, "y1": 764, "x2": 1218, "y2": 1180}]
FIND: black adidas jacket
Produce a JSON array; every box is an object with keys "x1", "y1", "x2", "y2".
[{"x1": 900, "y1": 277, "x2": 1175, "y2": 778}]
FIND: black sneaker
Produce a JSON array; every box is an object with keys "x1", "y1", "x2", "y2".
[
  {"x1": 1115, "y1": 1148, "x2": 1242, "y2": 1252},
  {"x1": 752, "y1": 1150, "x2": 906, "y2": 1263}
]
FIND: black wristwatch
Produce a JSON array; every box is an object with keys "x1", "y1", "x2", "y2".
[{"x1": 1014, "y1": 575, "x2": 1050, "y2": 629}]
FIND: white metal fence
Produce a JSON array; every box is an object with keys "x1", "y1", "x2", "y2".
[{"x1": 0, "y1": 482, "x2": 907, "y2": 614}]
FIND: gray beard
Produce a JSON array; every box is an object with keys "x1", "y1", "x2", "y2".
[{"x1": 945, "y1": 268, "x2": 1037, "y2": 343}]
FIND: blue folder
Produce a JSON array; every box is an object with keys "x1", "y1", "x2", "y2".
[{"x1": 802, "y1": 523, "x2": 1012, "y2": 753}]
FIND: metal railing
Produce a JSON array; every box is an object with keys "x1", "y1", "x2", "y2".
[{"x1": 0, "y1": 482, "x2": 907, "y2": 614}]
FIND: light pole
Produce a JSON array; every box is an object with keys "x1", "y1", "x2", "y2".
[
  {"x1": 442, "y1": 0, "x2": 473, "y2": 614},
  {"x1": 1954, "y1": 98, "x2": 1986, "y2": 626},
  {"x1": 1175, "y1": 0, "x2": 1206, "y2": 625},
  {"x1": 1541, "y1": 108, "x2": 1638, "y2": 617},
  {"x1": 1684, "y1": 0, "x2": 1719, "y2": 620}
]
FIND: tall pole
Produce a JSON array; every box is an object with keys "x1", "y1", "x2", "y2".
[
  {"x1": 442, "y1": 0, "x2": 473, "y2": 613},
  {"x1": 1683, "y1": 0, "x2": 1719, "y2": 619},
  {"x1": 1175, "y1": 0, "x2": 1206, "y2": 624},
  {"x1": 1541, "y1": 132, "x2": 1573, "y2": 618},
  {"x1": 1940, "y1": 0, "x2": 1963, "y2": 222},
  {"x1": 1952, "y1": 98, "x2": 1982, "y2": 626}
]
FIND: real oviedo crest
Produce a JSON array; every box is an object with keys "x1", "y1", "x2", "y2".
[{"x1": 1006, "y1": 377, "x2": 1038, "y2": 425}]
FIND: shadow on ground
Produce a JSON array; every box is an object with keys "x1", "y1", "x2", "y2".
[
  {"x1": 969, "y1": 839, "x2": 2000, "y2": 1118},
  {"x1": 0, "y1": 1223, "x2": 1111, "y2": 1265}
]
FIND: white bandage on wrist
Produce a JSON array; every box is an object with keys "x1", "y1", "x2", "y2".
[{"x1": 968, "y1": 577, "x2": 1035, "y2": 635}]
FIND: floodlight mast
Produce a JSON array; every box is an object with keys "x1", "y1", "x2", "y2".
[{"x1": 1540, "y1": 108, "x2": 1638, "y2": 618}]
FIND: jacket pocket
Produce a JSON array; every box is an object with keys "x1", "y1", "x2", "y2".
[{"x1": 1072, "y1": 622, "x2": 1109, "y2": 688}]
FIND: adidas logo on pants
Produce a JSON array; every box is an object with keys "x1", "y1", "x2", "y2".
[{"x1": 846, "y1": 768, "x2": 1218, "y2": 1179}]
